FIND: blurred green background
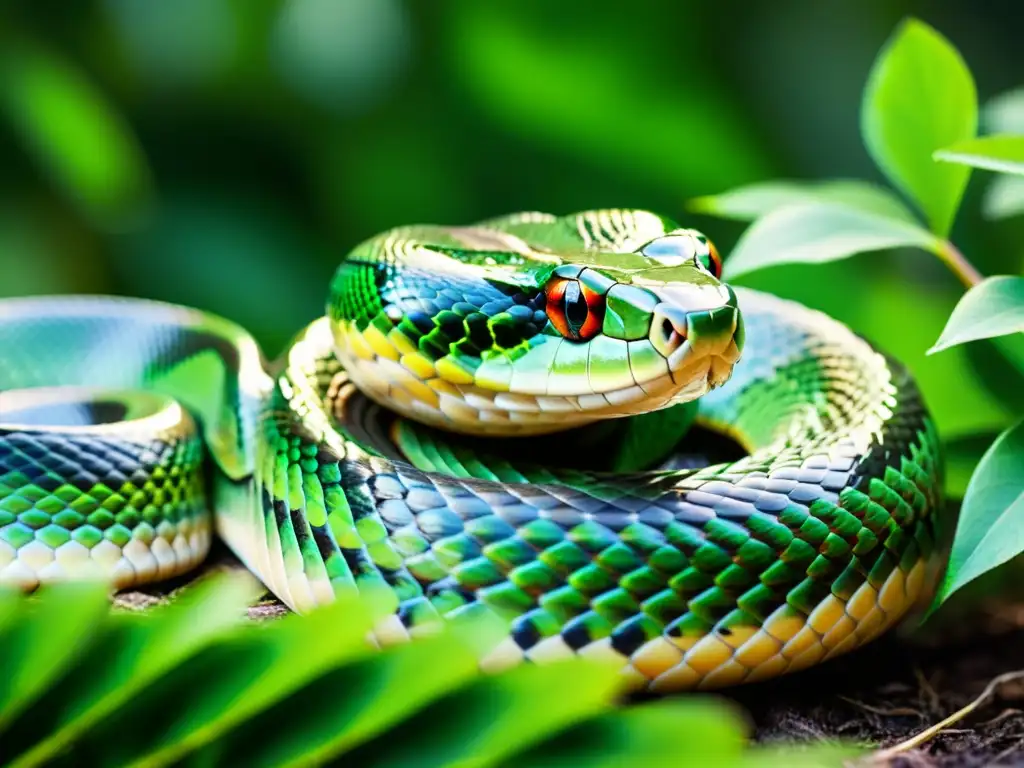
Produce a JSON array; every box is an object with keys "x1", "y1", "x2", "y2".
[{"x1": 2, "y1": 0, "x2": 1022, "y2": 495}]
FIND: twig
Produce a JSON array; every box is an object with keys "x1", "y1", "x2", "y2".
[
  {"x1": 936, "y1": 239, "x2": 984, "y2": 289},
  {"x1": 869, "y1": 669, "x2": 1024, "y2": 763}
]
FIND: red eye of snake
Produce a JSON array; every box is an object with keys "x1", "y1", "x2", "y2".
[{"x1": 545, "y1": 277, "x2": 604, "y2": 341}]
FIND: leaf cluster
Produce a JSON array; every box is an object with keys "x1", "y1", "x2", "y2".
[{"x1": 690, "y1": 18, "x2": 1024, "y2": 613}]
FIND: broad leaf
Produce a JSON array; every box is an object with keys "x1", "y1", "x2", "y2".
[
  {"x1": 498, "y1": 698, "x2": 748, "y2": 768},
  {"x1": 928, "y1": 275, "x2": 1024, "y2": 353},
  {"x1": 931, "y1": 418, "x2": 1024, "y2": 611},
  {"x1": 935, "y1": 135, "x2": 1024, "y2": 176},
  {"x1": 688, "y1": 179, "x2": 918, "y2": 223},
  {"x1": 722, "y1": 202, "x2": 941, "y2": 279},
  {"x1": 0, "y1": 574, "x2": 865, "y2": 766},
  {"x1": 861, "y1": 18, "x2": 977, "y2": 236}
]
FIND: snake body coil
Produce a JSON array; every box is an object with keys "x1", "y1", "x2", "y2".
[{"x1": 0, "y1": 209, "x2": 943, "y2": 691}]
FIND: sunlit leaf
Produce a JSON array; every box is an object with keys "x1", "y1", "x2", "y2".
[
  {"x1": 935, "y1": 135, "x2": 1024, "y2": 176},
  {"x1": 2, "y1": 573, "x2": 259, "y2": 767},
  {"x1": 689, "y1": 179, "x2": 917, "y2": 223},
  {"x1": 928, "y1": 275, "x2": 1024, "y2": 353},
  {"x1": 498, "y1": 698, "x2": 748, "y2": 768},
  {"x1": 861, "y1": 18, "x2": 977, "y2": 236},
  {"x1": 722, "y1": 202, "x2": 941, "y2": 279},
  {"x1": 930, "y1": 418, "x2": 1024, "y2": 612},
  {"x1": 2, "y1": 574, "x2": 867, "y2": 766},
  {"x1": 0, "y1": 582, "x2": 109, "y2": 731},
  {"x1": 0, "y1": 39, "x2": 152, "y2": 229}
]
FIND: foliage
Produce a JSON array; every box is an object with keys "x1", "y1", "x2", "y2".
[
  {"x1": 0, "y1": 575, "x2": 859, "y2": 767},
  {"x1": 691, "y1": 17, "x2": 1024, "y2": 613}
]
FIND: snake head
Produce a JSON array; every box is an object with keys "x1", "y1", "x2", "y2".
[
  {"x1": 527, "y1": 228, "x2": 742, "y2": 418},
  {"x1": 329, "y1": 212, "x2": 743, "y2": 436}
]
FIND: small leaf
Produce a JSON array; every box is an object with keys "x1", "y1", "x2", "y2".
[
  {"x1": 930, "y1": 418, "x2": 1024, "y2": 611},
  {"x1": 861, "y1": 18, "x2": 977, "y2": 236},
  {"x1": 935, "y1": 135, "x2": 1024, "y2": 176},
  {"x1": 688, "y1": 179, "x2": 918, "y2": 223},
  {"x1": 722, "y1": 202, "x2": 942, "y2": 280},
  {"x1": 928, "y1": 275, "x2": 1024, "y2": 353}
]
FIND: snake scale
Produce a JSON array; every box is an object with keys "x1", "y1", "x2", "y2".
[{"x1": 0, "y1": 209, "x2": 943, "y2": 692}]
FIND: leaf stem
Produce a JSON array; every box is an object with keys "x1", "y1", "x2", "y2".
[{"x1": 936, "y1": 239, "x2": 984, "y2": 289}]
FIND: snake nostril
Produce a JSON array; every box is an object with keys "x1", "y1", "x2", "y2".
[{"x1": 661, "y1": 318, "x2": 674, "y2": 343}]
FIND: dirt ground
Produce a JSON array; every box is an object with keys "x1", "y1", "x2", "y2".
[{"x1": 115, "y1": 543, "x2": 1024, "y2": 767}]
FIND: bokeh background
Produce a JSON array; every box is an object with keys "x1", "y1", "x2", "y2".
[{"x1": 2, "y1": 0, "x2": 1022, "y2": 497}]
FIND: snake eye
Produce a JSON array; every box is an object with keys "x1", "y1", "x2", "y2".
[
  {"x1": 641, "y1": 235, "x2": 696, "y2": 267},
  {"x1": 642, "y1": 231, "x2": 723, "y2": 279},
  {"x1": 545, "y1": 276, "x2": 604, "y2": 341}
]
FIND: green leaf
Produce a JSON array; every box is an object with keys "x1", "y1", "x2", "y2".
[
  {"x1": 75, "y1": 593, "x2": 377, "y2": 767},
  {"x1": 344, "y1": 660, "x2": 623, "y2": 768},
  {"x1": 0, "y1": 582, "x2": 110, "y2": 731},
  {"x1": 198, "y1": 631, "x2": 484, "y2": 767},
  {"x1": 722, "y1": 202, "x2": 942, "y2": 280},
  {"x1": 930, "y1": 418, "x2": 1024, "y2": 611},
  {"x1": 0, "y1": 574, "x2": 869, "y2": 766},
  {"x1": 497, "y1": 698, "x2": 748, "y2": 768},
  {"x1": 688, "y1": 179, "x2": 918, "y2": 223},
  {"x1": 0, "y1": 39, "x2": 153, "y2": 229},
  {"x1": 3, "y1": 572, "x2": 259, "y2": 767},
  {"x1": 861, "y1": 18, "x2": 977, "y2": 236},
  {"x1": 928, "y1": 275, "x2": 1024, "y2": 353},
  {"x1": 935, "y1": 135, "x2": 1024, "y2": 176}
]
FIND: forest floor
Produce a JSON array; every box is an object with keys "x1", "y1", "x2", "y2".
[{"x1": 114, "y1": 543, "x2": 1024, "y2": 768}]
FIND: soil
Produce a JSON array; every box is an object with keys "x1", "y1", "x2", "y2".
[{"x1": 114, "y1": 542, "x2": 1024, "y2": 767}]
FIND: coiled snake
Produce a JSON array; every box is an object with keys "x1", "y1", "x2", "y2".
[{"x1": 0, "y1": 209, "x2": 943, "y2": 691}]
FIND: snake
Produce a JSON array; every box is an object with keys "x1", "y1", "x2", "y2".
[{"x1": 0, "y1": 208, "x2": 943, "y2": 692}]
